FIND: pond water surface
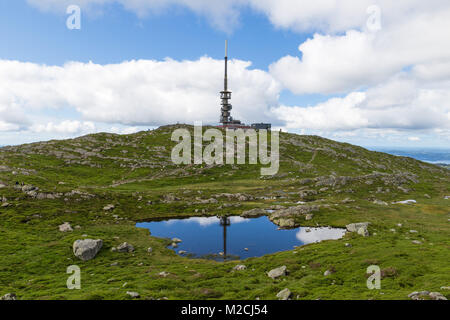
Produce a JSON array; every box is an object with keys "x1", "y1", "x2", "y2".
[{"x1": 136, "y1": 216, "x2": 346, "y2": 261}]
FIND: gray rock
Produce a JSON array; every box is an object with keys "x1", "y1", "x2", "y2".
[
  {"x1": 412, "y1": 240, "x2": 422, "y2": 244},
  {"x1": 324, "y1": 270, "x2": 333, "y2": 276},
  {"x1": 305, "y1": 214, "x2": 314, "y2": 221},
  {"x1": 172, "y1": 238, "x2": 182, "y2": 243},
  {"x1": 73, "y1": 239, "x2": 103, "y2": 261},
  {"x1": 117, "y1": 242, "x2": 134, "y2": 253},
  {"x1": 233, "y1": 265, "x2": 247, "y2": 271},
  {"x1": 346, "y1": 222, "x2": 370, "y2": 236},
  {"x1": 357, "y1": 227, "x2": 369, "y2": 237},
  {"x1": 1, "y1": 293, "x2": 17, "y2": 300},
  {"x1": 147, "y1": 247, "x2": 153, "y2": 253},
  {"x1": 103, "y1": 204, "x2": 115, "y2": 211},
  {"x1": 373, "y1": 199, "x2": 388, "y2": 205},
  {"x1": 126, "y1": 291, "x2": 140, "y2": 299},
  {"x1": 59, "y1": 222, "x2": 73, "y2": 232},
  {"x1": 429, "y1": 292, "x2": 447, "y2": 300},
  {"x1": 241, "y1": 208, "x2": 266, "y2": 217},
  {"x1": 276, "y1": 288, "x2": 292, "y2": 300},
  {"x1": 268, "y1": 266, "x2": 287, "y2": 279}
]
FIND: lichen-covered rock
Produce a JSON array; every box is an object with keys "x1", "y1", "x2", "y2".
[
  {"x1": 59, "y1": 222, "x2": 73, "y2": 232},
  {"x1": 116, "y1": 242, "x2": 134, "y2": 253},
  {"x1": 346, "y1": 222, "x2": 370, "y2": 236},
  {"x1": 276, "y1": 288, "x2": 291, "y2": 300},
  {"x1": 73, "y1": 239, "x2": 103, "y2": 261},
  {"x1": 1, "y1": 293, "x2": 17, "y2": 300},
  {"x1": 233, "y1": 265, "x2": 247, "y2": 271},
  {"x1": 241, "y1": 208, "x2": 266, "y2": 218},
  {"x1": 268, "y1": 266, "x2": 287, "y2": 279}
]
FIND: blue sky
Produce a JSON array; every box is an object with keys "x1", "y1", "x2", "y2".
[{"x1": 0, "y1": 0, "x2": 449, "y2": 148}]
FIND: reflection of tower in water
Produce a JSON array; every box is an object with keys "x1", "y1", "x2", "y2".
[{"x1": 219, "y1": 216, "x2": 230, "y2": 261}]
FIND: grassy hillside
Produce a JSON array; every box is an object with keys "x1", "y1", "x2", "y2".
[{"x1": 0, "y1": 124, "x2": 449, "y2": 300}]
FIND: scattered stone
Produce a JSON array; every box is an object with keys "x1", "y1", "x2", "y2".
[
  {"x1": 412, "y1": 240, "x2": 422, "y2": 245},
  {"x1": 1, "y1": 293, "x2": 17, "y2": 300},
  {"x1": 126, "y1": 291, "x2": 140, "y2": 299},
  {"x1": 103, "y1": 204, "x2": 115, "y2": 211},
  {"x1": 324, "y1": 270, "x2": 334, "y2": 276},
  {"x1": 397, "y1": 223, "x2": 403, "y2": 227},
  {"x1": 116, "y1": 242, "x2": 134, "y2": 253},
  {"x1": 172, "y1": 238, "x2": 182, "y2": 243},
  {"x1": 408, "y1": 291, "x2": 447, "y2": 300},
  {"x1": 276, "y1": 288, "x2": 292, "y2": 300},
  {"x1": 1, "y1": 202, "x2": 10, "y2": 208},
  {"x1": 110, "y1": 262, "x2": 119, "y2": 266},
  {"x1": 346, "y1": 222, "x2": 370, "y2": 237},
  {"x1": 73, "y1": 239, "x2": 103, "y2": 261},
  {"x1": 440, "y1": 286, "x2": 450, "y2": 290},
  {"x1": 147, "y1": 247, "x2": 153, "y2": 253},
  {"x1": 171, "y1": 242, "x2": 178, "y2": 248},
  {"x1": 373, "y1": 199, "x2": 388, "y2": 206},
  {"x1": 244, "y1": 248, "x2": 249, "y2": 251},
  {"x1": 305, "y1": 214, "x2": 314, "y2": 221},
  {"x1": 409, "y1": 230, "x2": 418, "y2": 233},
  {"x1": 424, "y1": 194, "x2": 431, "y2": 199},
  {"x1": 393, "y1": 199, "x2": 416, "y2": 204},
  {"x1": 178, "y1": 250, "x2": 187, "y2": 255},
  {"x1": 233, "y1": 265, "x2": 247, "y2": 271},
  {"x1": 159, "y1": 271, "x2": 170, "y2": 277},
  {"x1": 58, "y1": 222, "x2": 73, "y2": 232},
  {"x1": 344, "y1": 243, "x2": 352, "y2": 247},
  {"x1": 268, "y1": 266, "x2": 287, "y2": 279},
  {"x1": 241, "y1": 208, "x2": 266, "y2": 218}
]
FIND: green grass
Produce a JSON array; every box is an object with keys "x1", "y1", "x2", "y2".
[{"x1": 0, "y1": 125, "x2": 449, "y2": 300}]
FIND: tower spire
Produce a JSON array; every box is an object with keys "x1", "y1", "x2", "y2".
[{"x1": 220, "y1": 40, "x2": 232, "y2": 124}]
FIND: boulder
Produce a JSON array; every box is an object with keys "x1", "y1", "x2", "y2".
[
  {"x1": 233, "y1": 265, "x2": 247, "y2": 271},
  {"x1": 408, "y1": 291, "x2": 447, "y2": 300},
  {"x1": 126, "y1": 291, "x2": 140, "y2": 299},
  {"x1": 1, "y1": 293, "x2": 17, "y2": 300},
  {"x1": 241, "y1": 208, "x2": 266, "y2": 218},
  {"x1": 276, "y1": 288, "x2": 292, "y2": 300},
  {"x1": 268, "y1": 266, "x2": 287, "y2": 279},
  {"x1": 273, "y1": 218, "x2": 297, "y2": 228},
  {"x1": 172, "y1": 238, "x2": 182, "y2": 243},
  {"x1": 58, "y1": 222, "x2": 73, "y2": 232},
  {"x1": 103, "y1": 204, "x2": 115, "y2": 211},
  {"x1": 116, "y1": 242, "x2": 134, "y2": 253},
  {"x1": 346, "y1": 222, "x2": 370, "y2": 236},
  {"x1": 73, "y1": 239, "x2": 103, "y2": 261}
]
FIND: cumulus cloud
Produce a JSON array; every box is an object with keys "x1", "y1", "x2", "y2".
[
  {"x1": 0, "y1": 57, "x2": 281, "y2": 132},
  {"x1": 30, "y1": 120, "x2": 96, "y2": 134},
  {"x1": 269, "y1": 6, "x2": 450, "y2": 94},
  {"x1": 272, "y1": 73, "x2": 450, "y2": 139}
]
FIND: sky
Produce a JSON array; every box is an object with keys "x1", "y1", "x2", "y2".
[{"x1": 0, "y1": 0, "x2": 450, "y2": 148}]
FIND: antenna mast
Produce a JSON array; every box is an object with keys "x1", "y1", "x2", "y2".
[{"x1": 220, "y1": 40, "x2": 232, "y2": 124}]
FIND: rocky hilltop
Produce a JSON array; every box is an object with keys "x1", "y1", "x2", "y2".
[{"x1": 0, "y1": 125, "x2": 449, "y2": 300}]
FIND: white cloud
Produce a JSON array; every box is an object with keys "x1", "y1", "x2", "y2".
[
  {"x1": 408, "y1": 137, "x2": 421, "y2": 142},
  {"x1": 273, "y1": 74, "x2": 450, "y2": 133},
  {"x1": 269, "y1": 7, "x2": 450, "y2": 94},
  {"x1": 30, "y1": 120, "x2": 96, "y2": 134},
  {"x1": 0, "y1": 57, "x2": 281, "y2": 131}
]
